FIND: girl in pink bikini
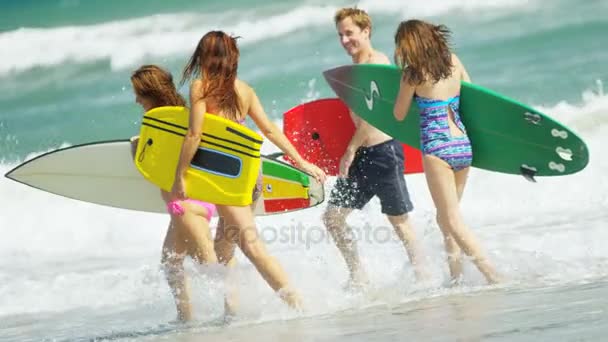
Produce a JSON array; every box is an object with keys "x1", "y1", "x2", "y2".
[{"x1": 130, "y1": 65, "x2": 221, "y2": 321}]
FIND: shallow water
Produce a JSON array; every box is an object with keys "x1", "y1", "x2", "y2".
[{"x1": 1, "y1": 0, "x2": 607, "y2": 340}]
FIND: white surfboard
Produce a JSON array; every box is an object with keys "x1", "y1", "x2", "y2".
[
  {"x1": 5, "y1": 140, "x2": 167, "y2": 213},
  {"x1": 4, "y1": 140, "x2": 325, "y2": 215}
]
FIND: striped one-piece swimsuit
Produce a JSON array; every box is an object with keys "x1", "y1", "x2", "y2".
[{"x1": 414, "y1": 94, "x2": 473, "y2": 171}]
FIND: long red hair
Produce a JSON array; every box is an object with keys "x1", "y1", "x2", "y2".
[{"x1": 181, "y1": 31, "x2": 242, "y2": 121}]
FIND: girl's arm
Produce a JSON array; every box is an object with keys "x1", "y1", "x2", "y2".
[
  {"x1": 393, "y1": 74, "x2": 416, "y2": 121},
  {"x1": 247, "y1": 86, "x2": 326, "y2": 182},
  {"x1": 172, "y1": 80, "x2": 206, "y2": 199},
  {"x1": 453, "y1": 54, "x2": 471, "y2": 82}
]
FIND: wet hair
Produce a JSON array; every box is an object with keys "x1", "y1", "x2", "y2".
[
  {"x1": 130, "y1": 65, "x2": 186, "y2": 107},
  {"x1": 334, "y1": 7, "x2": 372, "y2": 37},
  {"x1": 394, "y1": 19, "x2": 453, "y2": 85},
  {"x1": 180, "y1": 31, "x2": 242, "y2": 121}
]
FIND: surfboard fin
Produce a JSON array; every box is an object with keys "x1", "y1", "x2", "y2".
[{"x1": 520, "y1": 165, "x2": 537, "y2": 183}]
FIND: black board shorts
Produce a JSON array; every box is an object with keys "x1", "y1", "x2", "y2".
[{"x1": 328, "y1": 139, "x2": 414, "y2": 216}]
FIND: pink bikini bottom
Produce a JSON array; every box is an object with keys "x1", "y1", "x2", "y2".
[{"x1": 166, "y1": 199, "x2": 216, "y2": 220}]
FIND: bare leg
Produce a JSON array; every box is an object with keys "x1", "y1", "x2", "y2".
[
  {"x1": 161, "y1": 191, "x2": 217, "y2": 264},
  {"x1": 322, "y1": 205, "x2": 368, "y2": 287},
  {"x1": 386, "y1": 214, "x2": 429, "y2": 281},
  {"x1": 159, "y1": 191, "x2": 219, "y2": 321},
  {"x1": 214, "y1": 217, "x2": 239, "y2": 316},
  {"x1": 439, "y1": 215, "x2": 464, "y2": 284},
  {"x1": 213, "y1": 196, "x2": 261, "y2": 317},
  {"x1": 423, "y1": 156, "x2": 500, "y2": 284},
  {"x1": 161, "y1": 220, "x2": 192, "y2": 321},
  {"x1": 216, "y1": 204, "x2": 301, "y2": 309},
  {"x1": 173, "y1": 201, "x2": 217, "y2": 264},
  {"x1": 446, "y1": 165, "x2": 472, "y2": 283}
]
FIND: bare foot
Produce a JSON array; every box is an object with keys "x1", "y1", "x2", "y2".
[
  {"x1": 224, "y1": 297, "x2": 238, "y2": 318},
  {"x1": 414, "y1": 266, "x2": 432, "y2": 283},
  {"x1": 446, "y1": 275, "x2": 463, "y2": 288},
  {"x1": 278, "y1": 288, "x2": 303, "y2": 310},
  {"x1": 343, "y1": 272, "x2": 371, "y2": 293},
  {"x1": 474, "y1": 257, "x2": 502, "y2": 285},
  {"x1": 486, "y1": 272, "x2": 504, "y2": 285}
]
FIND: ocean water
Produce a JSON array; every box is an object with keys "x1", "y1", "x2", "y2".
[{"x1": 1, "y1": 0, "x2": 607, "y2": 341}]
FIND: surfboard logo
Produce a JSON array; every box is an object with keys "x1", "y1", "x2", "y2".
[{"x1": 364, "y1": 80, "x2": 380, "y2": 111}]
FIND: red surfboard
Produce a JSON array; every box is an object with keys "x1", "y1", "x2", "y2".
[{"x1": 283, "y1": 98, "x2": 423, "y2": 175}]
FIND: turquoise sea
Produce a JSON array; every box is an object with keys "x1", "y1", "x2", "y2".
[{"x1": 1, "y1": 0, "x2": 607, "y2": 341}]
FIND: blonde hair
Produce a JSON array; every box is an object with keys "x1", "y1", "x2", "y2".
[{"x1": 334, "y1": 7, "x2": 372, "y2": 37}]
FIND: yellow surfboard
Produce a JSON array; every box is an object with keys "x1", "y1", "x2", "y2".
[{"x1": 134, "y1": 106, "x2": 263, "y2": 206}]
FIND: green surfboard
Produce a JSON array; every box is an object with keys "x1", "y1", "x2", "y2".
[{"x1": 323, "y1": 64, "x2": 589, "y2": 180}]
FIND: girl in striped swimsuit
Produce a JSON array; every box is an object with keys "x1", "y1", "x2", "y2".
[{"x1": 392, "y1": 20, "x2": 500, "y2": 285}]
